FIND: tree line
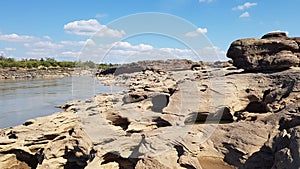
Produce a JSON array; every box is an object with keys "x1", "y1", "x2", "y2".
[{"x1": 0, "y1": 56, "x2": 114, "y2": 69}]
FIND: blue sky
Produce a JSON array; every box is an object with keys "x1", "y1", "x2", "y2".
[{"x1": 0, "y1": 0, "x2": 299, "y2": 63}]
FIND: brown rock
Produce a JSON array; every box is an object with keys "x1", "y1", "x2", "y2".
[
  {"x1": 135, "y1": 158, "x2": 171, "y2": 169},
  {"x1": 227, "y1": 32, "x2": 300, "y2": 71}
]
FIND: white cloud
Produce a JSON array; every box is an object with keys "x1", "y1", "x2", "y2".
[
  {"x1": 64, "y1": 19, "x2": 99, "y2": 36},
  {"x1": 61, "y1": 51, "x2": 82, "y2": 56},
  {"x1": 199, "y1": 0, "x2": 214, "y2": 3},
  {"x1": 95, "y1": 25, "x2": 126, "y2": 38},
  {"x1": 79, "y1": 40, "x2": 226, "y2": 63},
  {"x1": 0, "y1": 31, "x2": 225, "y2": 63},
  {"x1": 24, "y1": 41, "x2": 64, "y2": 57},
  {"x1": 159, "y1": 48, "x2": 194, "y2": 59},
  {"x1": 113, "y1": 42, "x2": 154, "y2": 51},
  {"x1": 239, "y1": 12, "x2": 250, "y2": 18},
  {"x1": 26, "y1": 49, "x2": 50, "y2": 56},
  {"x1": 24, "y1": 41, "x2": 63, "y2": 49},
  {"x1": 159, "y1": 48, "x2": 191, "y2": 53},
  {"x1": 79, "y1": 41, "x2": 156, "y2": 63},
  {"x1": 60, "y1": 39, "x2": 96, "y2": 47},
  {"x1": 159, "y1": 46, "x2": 226, "y2": 62},
  {"x1": 199, "y1": 46, "x2": 226, "y2": 60},
  {"x1": 43, "y1": 36, "x2": 52, "y2": 40},
  {"x1": 60, "y1": 40, "x2": 87, "y2": 46},
  {"x1": 64, "y1": 19, "x2": 125, "y2": 38},
  {"x1": 5, "y1": 48, "x2": 16, "y2": 51},
  {"x1": 233, "y1": 2, "x2": 257, "y2": 11},
  {"x1": 185, "y1": 28, "x2": 208, "y2": 37},
  {"x1": 0, "y1": 33, "x2": 37, "y2": 42}
]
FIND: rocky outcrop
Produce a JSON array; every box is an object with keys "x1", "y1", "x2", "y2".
[
  {"x1": 227, "y1": 32, "x2": 300, "y2": 71},
  {"x1": 1, "y1": 58, "x2": 300, "y2": 169},
  {"x1": 98, "y1": 59, "x2": 198, "y2": 76},
  {"x1": 0, "y1": 111, "x2": 95, "y2": 169}
]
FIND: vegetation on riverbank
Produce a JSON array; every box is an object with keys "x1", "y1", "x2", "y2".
[{"x1": 0, "y1": 56, "x2": 115, "y2": 69}]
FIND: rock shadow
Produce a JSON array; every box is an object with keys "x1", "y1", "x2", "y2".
[{"x1": 101, "y1": 152, "x2": 138, "y2": 169}]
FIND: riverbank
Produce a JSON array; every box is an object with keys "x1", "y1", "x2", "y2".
[{"x1": 0, "y1": 68, "x2": 99, "y2": 81}]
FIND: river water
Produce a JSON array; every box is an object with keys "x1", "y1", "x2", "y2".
[{"x1": 0, "y1": 77, "x2": 123, "y2": 129}]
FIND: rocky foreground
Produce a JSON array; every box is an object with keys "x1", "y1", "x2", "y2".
[{"x1": 1, "y1": 32, "x2": 300, "y2": 169}]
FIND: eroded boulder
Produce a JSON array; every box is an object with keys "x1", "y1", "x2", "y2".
[{"x1": 227, "y1": 32, "x2": 300, "y2": 71}]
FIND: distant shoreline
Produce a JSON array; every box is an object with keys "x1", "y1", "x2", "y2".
[{"x1": 0, "y1": 68, "x2": 98, "y2": 81}]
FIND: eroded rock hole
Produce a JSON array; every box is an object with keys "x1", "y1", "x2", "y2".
[
  {"x1": 168, "y1": 88, "x2": 176, "y2": 96},
  {"x1": 153, "y1": 117, "x2": 172, "y2": 128},
  {"x1": 7, "y1": 130, "x2": 18, "y2": 139},
  {"x1": 184, "y1": 107, "x2": 234, "y2": 124},
  {"x1": 107, "y1": 113, "x2": 130, "y2": 130},
  {"x1": 58, "y1": 103, "x2": 74, "y2": 110},
  {"x1": 200, "y1": 84, "x2": 208, "y2": 92},
  {"x1": 101, "y1": 152, "x2": 138, "y2": 169},
  {"x1": 245, "y1": 101, "x2": 269, "y2": 113},
  {"x1": 174, "y1": 145, "x2": 184, "y2": 162},
  {"x1": 63, "y1": 146, "x2": 95, "y2": 169},
  {"x1": 23, "y1": 121, "x2": 34, "y2": 126},
  {"x1": 184, "y1": 112, "x2": 209, "y2": 124},
  {"x1": 279, "y1": 116, "x2": 300, "y2": 131},
  {"x1": 262, "y1": 89, "x2": 271, "y2": 101},
  {"x1": 68, "y1": 128, "x2": 75, "y2": 136},
  {"x1": 43, "y1": 133, "x2": 59, "y2": 140},
  {"x1": 181, "y1": 164, "x2": 197, "y2": 169},
  {"x1": 234, "y1": 112, "x2": 258, "y2": 122},
  {"x1": 3, "y1": 149, "x2": 39, "y2": 169},
  {"x1": 245, "y1": 88, "x2": 251, "y2": 93}
]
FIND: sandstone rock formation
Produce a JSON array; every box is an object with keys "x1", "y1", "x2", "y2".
[
  {"x1": 0, "y1": 111, "x2": 95, "y2": 169},
  {"x1": 0, "y1": 57, "x2": 300, "y2": 169},
  {"x1": 98, "y1": 59, "x2": 195, "y2": 76},
  {"x1": 227, "y1": 32, "x2": 300, "y2": 71}
]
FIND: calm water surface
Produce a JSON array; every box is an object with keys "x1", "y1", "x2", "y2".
[{"x1": 0, "y1": 77, "x2": 123, "y2": 128}]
